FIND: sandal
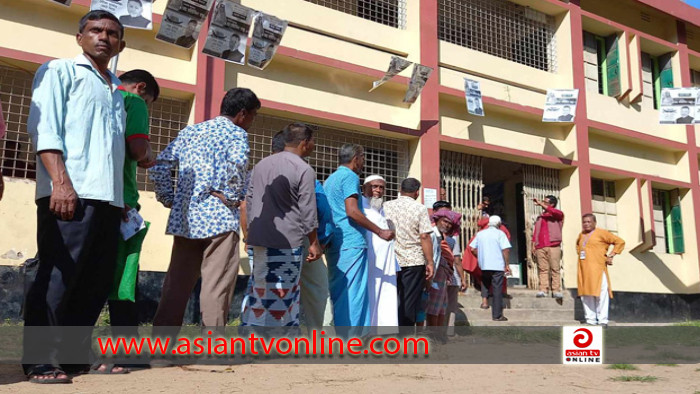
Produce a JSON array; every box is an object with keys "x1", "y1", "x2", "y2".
[
  {"x1": 28, "y1": 367, "x2": 72, "y2": 384},
  {"x1": 480, "y1": 304, "x2": 489, "y2": 309},
  {"x1": 89, "y1": 364, "x2": 130, "y2": 375}
]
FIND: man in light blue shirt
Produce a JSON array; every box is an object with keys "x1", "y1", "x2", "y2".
[
  {"x1": 23, "y1": 11, "x2": 127, "y2": 383},
  {"x1": 324, "y1": 144, "x2": 394, "y2": 329},
  {"x1": 149, "y1": 88, "x2": 260, "y2": 329},
  {"x1": 469, "y1": 215, "x2": 512, "y2": 322}
]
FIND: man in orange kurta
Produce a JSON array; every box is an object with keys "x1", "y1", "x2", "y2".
[{"x1": 576, "y1": 213, "x2": 625, "y2": 327}]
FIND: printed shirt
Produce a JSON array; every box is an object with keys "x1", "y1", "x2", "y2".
[
  {"x1": 323, "y1": 166, "x2": 366, "y2": 249},
  {"x1": 384, "y1": 196, "x2": 433, "y2": 267},
  {"x1": 469, "y1": 227, "x2": 512, "y2": 271},
  {"x1": 28, "y1": 54, "x2": 126, "y2": 208},
  {"x1": 315, "y1": 180, "x2": 336, "y2": 247},
  {"x1": 119, "y1": 89, "x2": 150, "y2": 209},
  {"x1": 149, "y1": 116, "x2": 249, "y2": 239}
]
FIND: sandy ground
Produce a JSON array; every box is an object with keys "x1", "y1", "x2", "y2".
[{"x1": 1, "y1": 362, "x2": 699, "y2": 393}]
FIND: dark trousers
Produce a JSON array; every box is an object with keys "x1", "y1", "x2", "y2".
[
  {"x1": 23, "y1": 198, "x2": 120, "y2": 374},
  {"x1": 397, "y1": 265, "x2": 426, "y2": 326},
  {"x1": 481, "y1": 270, "x2": 505, "y2": 319},
  {"x1": 108, "y1": 283, "x2": 140, "y2": 340}
]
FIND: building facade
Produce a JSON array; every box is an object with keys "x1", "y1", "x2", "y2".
[{"x1": 1, "y1": 0, "x2": 700, "y2": 321}]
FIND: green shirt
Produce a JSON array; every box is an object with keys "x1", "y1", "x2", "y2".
[{"x1": 119, "y1": 90, "x2": 150, "y2": 208}]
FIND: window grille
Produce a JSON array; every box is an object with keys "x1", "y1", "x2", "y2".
[
  {"x1": 591, "y1": 178, "x2": 617, "y2": 234},
  {"x1": 248, "y1": 114, "x2": 409, "y2": 199},
  {"x1": 304, "y1": 0, "x2": 407, "y2": 29},
  {"x1": 0, "y1": 65, "x2": 36, "y2": 180},
  {"x1": 136, "y1": 97, "x2": 191, "y2": 192},
  {"x1": 438, "y1": 0, "x2": 557, "y2": 72}
]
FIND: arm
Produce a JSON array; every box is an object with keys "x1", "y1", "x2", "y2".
[
  {"x1": 544, "y1": 206, "x2": 564, "y2": 221},
  {"x1": 502, "y1": 248, "x2": 511, "y2": 274},
  {"x1": 345, "y1": 196, "x2": 393, "y2": 241},
  {"x1": 299, "y1": 168, "x2": 321, "y2": 260},
  {"x1": 128, "y1": 138, "x2": 154, "y2": 165},
  {"x1": 420, "y1": 232, "x2": 435, "y2": 280},
  {"x1": 239, "y1": 201, "x2": 248, "y2": 241},
  {"x1": 27, "y1": 64, "x2": 77, "y2": 220},
  {"x1": 149, "y1": 136, "x2": 181, "y2": 208}
]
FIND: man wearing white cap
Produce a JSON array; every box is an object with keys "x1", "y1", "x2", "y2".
[
  {"x1": 361, "y1": 175, "x2": 398, "y2": 328},
  {"x1": 469, "y1": 215, "x2": 512, "y2": 321}
]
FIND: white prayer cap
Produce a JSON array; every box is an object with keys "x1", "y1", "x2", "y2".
[
  {"x1": 488, "y1": 215, "x2": 502, "y2": 227},
  {"x1": 363, "y1": 175, "x2": 386, "y2": 185}
]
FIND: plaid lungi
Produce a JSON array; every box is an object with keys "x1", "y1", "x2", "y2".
[{"x1": 241, "y1": 246, "x2": 304, "y2": 326}]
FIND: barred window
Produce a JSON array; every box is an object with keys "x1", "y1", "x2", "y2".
[
  {"x1": 0, "y1": 65, "x2": 36, "y2": 180},
  {"x1": 304, "y1": 0, "x2": 407, "y2": 29},
  {"x1": 248, "y1": 114, "x2": 409, "y2": 199},
  {"x1": 438, "y1": 0, "x2": 557, "y2": 72},
  {"x1": 136, "y1": 97, "x2": 191, "y2": 191}
]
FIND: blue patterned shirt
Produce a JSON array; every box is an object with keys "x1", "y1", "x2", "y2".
[{"x1": 149, "y1": 116, "x2": 249, "y2": 239}]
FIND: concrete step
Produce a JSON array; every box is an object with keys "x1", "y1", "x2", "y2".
[
  {"x1": 458, "y1": 294, "x2": 575, "y2": 310},
  {"x1": 463, "y1": 307, "x2": 575, "y2": 322},
  {"x1": 460, "y1": 319, "x2": 581, "y2": 327}
]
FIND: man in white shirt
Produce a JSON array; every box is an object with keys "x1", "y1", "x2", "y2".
[{"x1": 469, "y1": 215, "x2": 512, "y2": 322}]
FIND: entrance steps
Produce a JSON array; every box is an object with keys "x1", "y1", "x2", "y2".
[{"x1": 456, "y1": 287, "x2": 580, "y2": 327}]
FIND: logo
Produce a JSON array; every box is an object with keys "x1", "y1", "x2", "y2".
[{"x1": 562, "y1": 326, "x2": 602, "y2": 365}]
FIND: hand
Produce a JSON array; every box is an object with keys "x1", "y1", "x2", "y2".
[
  {"x1": 211, "y1": 191, "x2": 240, "y2": 208},
  {"x1": 460, "y1": 281, "x2": 468, "y2": 292},
  {"x1": 378, "y1": 229, "x2": 395, "y2": 241},
  {"x1": 425, "y1": 261, "x2": 434, "y2": 280},
  {"x1": 121, "y1": 203, "x2": 132, "y2": 222},
  {"x1": 50, "y1": 182, "x2": 78, "y2": 220},
  {"x1": 477, "y1": 202, "x2": 484, "y2": 211},
  {"x1": 137, "y1": 157, "x2": 156, "y2": 169},
  {"x1": 605, "y1": 255, "x2": 614, "y2": 266},
  {"x1": 307, "y1": 240, "x2": 322, "y2": 262},
  {"x1": 505, "y1": 266, "x2": 512, "y2": 276}
]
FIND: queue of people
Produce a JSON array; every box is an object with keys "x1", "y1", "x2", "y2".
[{"x1": 15, "y1": 10, "x2": 627, "y2": 385}]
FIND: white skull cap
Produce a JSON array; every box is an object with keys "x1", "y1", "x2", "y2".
[{"x1": 363, "y1": 175, "x2": 386, "y2": 185}]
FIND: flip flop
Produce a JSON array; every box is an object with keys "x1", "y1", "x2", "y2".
[
  {"x1": 480, "y1": 304, "x2": 489, "y2": 309},
  {"x1": 28, "y1": 368, "x2": 72, "y2": 384},
  {"x1": 89, "y1": 364, "x2": 130, "y2": 375}
]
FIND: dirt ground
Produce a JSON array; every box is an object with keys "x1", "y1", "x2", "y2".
[{"x1": 1, "y1": 362, "x2": 699, "y2": 393}]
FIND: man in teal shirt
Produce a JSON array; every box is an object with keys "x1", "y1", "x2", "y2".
[
  {"x1": 108, "y1": 69, "x2": 159, "y2": 338},
  {"x1": 24, "y1": 11, "x2": 126, "y2": 383}
]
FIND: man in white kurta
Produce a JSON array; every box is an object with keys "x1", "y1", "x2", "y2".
[{"x1": 362, "y1": 175, "x2": 399, "y2": 327}]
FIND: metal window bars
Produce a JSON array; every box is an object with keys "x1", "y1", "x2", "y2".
[
  {"x1": 304, "y1": 0, "x2": 407, "y2": 29},
  {"x1": 440, "y1": 150, "x2": 483, "y2": 251},
  {"x1": 136, "y1": 97, "x2": 191, "y2": 192},
  {"x1": 0, "y1": 65, "x2": 36, "y2": 180},
  {"x1": 438, "y1": 0, "x2": 558, "y2": 72},
  {"x1": 248, "y1": 114, "x2": 409, "y2": 199}
]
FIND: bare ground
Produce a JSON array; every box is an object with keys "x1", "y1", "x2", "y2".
[{"x1": 1, "y1": 363, "x2": 699, "y2": 393}]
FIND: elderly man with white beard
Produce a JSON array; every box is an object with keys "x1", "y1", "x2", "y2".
[{"x1": 361, "y1": 175, "x2": 399, "y2": 328}]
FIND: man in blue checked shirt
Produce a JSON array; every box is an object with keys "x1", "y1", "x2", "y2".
[{"x1": 149, "y1": 88, "x2": 260, "y2": 328}]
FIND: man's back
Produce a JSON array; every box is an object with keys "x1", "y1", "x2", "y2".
[
  {"x1": 323, "y1": 166, "x2": 365, "y2": 248},
  {"x1": 384, "y1": 196, "x2": 432, "y2": 267},
  {"x1": 246, "y1": 151, "x2": 317, "y2": 249},
  {"x1": 150, "y1": 116, "x2": 248, "y2": 239},
  {"x1": 472, "y1": 227, "x2": 510, "y2": 271}
]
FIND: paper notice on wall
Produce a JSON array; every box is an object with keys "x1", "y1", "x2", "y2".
[
  {"x1": 423, "y1": 188, "x2": 438, "y2": 209},
  {"x1": 120, "y1": 208, "x2": 147, "y2": 241},
  {"x1": 156, "y1": 0, "x2": 215, "y2": 48},
  {"x1": 91, "y1": 0, "x2": 154, "y2": 30},
  {"x1": 48, "y1": 0, "x2": 72, "y2": 6},
  {"x1": 202, "y1": 0, "x2": 255, "y2": 65},
  {"x1": 465, "y1": 78, "x2": 484, "y2": 116},
  {"x1": 403, "y1": 64, "x2": 433, "y2": 104},
  {"x1": 370, "y1": 56, "x2": 412, "y2": 92},
  {"x1": 542, "y1": 89, "x2": 579, "y2": 122},
  {"x1": 658, "y1": 87, "x2": 697, "y2": 124},
  {"x1": 247, "y1": 13, "x2": 287, "y2": 70}
]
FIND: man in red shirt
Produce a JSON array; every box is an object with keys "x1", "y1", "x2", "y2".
[{"x1": 532, "y1": 195, "x2": 564, "y2": 299}]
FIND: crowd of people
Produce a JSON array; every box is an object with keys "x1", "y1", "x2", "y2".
[{"x1": 11, "y1": 10, "x2": 627, "y2": 384}]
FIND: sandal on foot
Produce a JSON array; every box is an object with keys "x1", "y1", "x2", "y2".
[
  {"x1": 28, "y1": 368, "x2": 72, "y2": 384},
  {"x1": 89, "y1": 364, "x2": 130, "y2": 375}
]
